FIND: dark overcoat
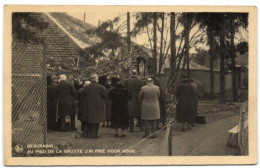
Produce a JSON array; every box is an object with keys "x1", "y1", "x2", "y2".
[
  {"x1": 158, "y1": 87, "x2": 166, "y2": 123},
  {"x1": 82, "y1": 81, "x2": 106, "y2": 123},
  {"x1": 124, "y1": 77, "x2": 144, "y2": 117},
  {"x1": 108, "y1": 84, "x2": 132, "y2": 129},
  {"x1": 56, "y1": 81, "x2": 77, "y2": 117},
  {"x1": 190, "y1": 82, "x2": 199, "y2": 118},
  {"x1": 47, "y1": 84, "x2": 58, "y2": 122},
  {"x1": 175, "y1": 79, "x2": 196, "y2": 123},
  {"x1": 154, "y1": 77, "x2": 167, "y2": 123},
  {"x1": 105, "y1": 86, "x2": 112, "y2": 121},
  {"x1": 77, "y1": 86, "x2": 87, "y2": 121}
]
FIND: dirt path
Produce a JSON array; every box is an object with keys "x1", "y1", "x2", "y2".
[
  {"x1": 131, "y1": 109, "x2": 239, "y2": 156},
  {"x1": 46, "y1": 109, "x2": 239, "y2": 156}
]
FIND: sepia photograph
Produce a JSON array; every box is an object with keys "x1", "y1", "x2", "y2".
[{"x1": 3, "y1": 5, "x2": 257, "y2": 166}]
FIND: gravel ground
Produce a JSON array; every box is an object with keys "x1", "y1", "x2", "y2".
[{"x1": 45, "y1": 101, "x2": 240, "y2": 156}]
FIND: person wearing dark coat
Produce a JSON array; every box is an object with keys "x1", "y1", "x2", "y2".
[
  {"x1": 103, "y1": 80, "x2": 112, "y2": 127},
  {"x1": 47, "y1": 75, "x2": 58, "y2": 131},
  {"x1": 56, "y1": 74, "x2": 77, "y2": 132},
  {"x1": 175, "y1": 77, "x2": 196, "y2": 131},
  {"x1": 153, "y1": 76, "x2": 167, "y2": 128},
  {"x1": 82, "y1": 74, "x2": 106, "y2": 138},
  {"x1": 77, "y1": 81, "x2": 91, "y2": 132},
  {"x1": 124, "y1": 70, "x2": 145, "y2": 132},
  {"x1": 99, "y1": 75, "x2": 113, "y2": 127},
  {"x1": 189, "y1": 79, "x2": 199, "y2": 126},
  {"x1": 108, "y1": 81, "x2": 132, "y2": 137}
]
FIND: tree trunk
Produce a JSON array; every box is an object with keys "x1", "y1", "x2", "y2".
[
  {"x1": 159, "y1": 13, "x2": 164, "y2": 74},
  {"x1": 208, "y1": 26, "x2": 215, "y2": 98},
  {"x1": 219, "y1": 15, "x2": 226, "y2": 104},
  {"x1": 153, "y1": 13, "x2": 157, "y2": 74},
  {"x1": 184, "y1": 13, "x2": 191, "y2": 77},
  {"x1": 127, "y1": 12, "x2": 131, "y2": 54},
  {"x1": 230, "y1": 15, "x2": 237, "y2": 102},
  {"x1": 170, "y1": 12, "x2": 176, "y2": 70}
]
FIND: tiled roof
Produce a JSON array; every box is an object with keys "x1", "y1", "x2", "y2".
[
  {"x1": 49, "y1": 13, "x2": 101, "y2": 49},
  {"x1": 12, "y1": 13, "x2": 84, "y2": 75}
]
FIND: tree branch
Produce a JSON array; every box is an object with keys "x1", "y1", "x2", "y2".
[
  {"x1": 146, "y1": 25, "x2": 153, "y2": 52},
  {"x1": 115, "y1": 20, "x2": 127, "y2": 32},
  {"x1": 176, "y1": 31, "x2": 185, "y2": 56},
  {"x1": 189, "y1": 28, "x2": 206, "y2": 44}
]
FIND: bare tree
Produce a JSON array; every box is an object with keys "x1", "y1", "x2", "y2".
[
  {"x1": 230, "y1": 14, "x2": 236, "y2": 102},
  {"x1": 219, "y1": 14, "x2": 226, "y2": 104},
  {"x1": 184, "y1": 13, "x2": 193, "y2": 77},
  {"x1": 127, "y1": 12, "x2": 131, "y2": 53},
  {"x1": 153, "y1": 12, "x2": 158, "y2": 74},
  {"x1": 158, "y1": 13, "x2": 165, "y2": 73},
  {"x1": 170, "y1": 12, "x2": 176, "y2": 70}
]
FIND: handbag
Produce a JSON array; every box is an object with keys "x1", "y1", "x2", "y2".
[{"x1": 195, "y1": 115, "x2": 206, "y2": 124}]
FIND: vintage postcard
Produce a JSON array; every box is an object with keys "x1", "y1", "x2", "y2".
[{"x1": 4, "y1": 5, "x2": 257, "y2": 166}]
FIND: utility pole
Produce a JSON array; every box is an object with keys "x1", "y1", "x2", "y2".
[{"x1": 83, "y1": 13, "x2": 86, "y2": 22}]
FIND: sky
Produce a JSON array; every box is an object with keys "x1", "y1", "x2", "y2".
[
  {"x1": 68, "y1": 12, "x2": 151, "y2": 48},
  {"x1": 67, "y1": 12, "x2": 248, "y2": 55},
  {"x1": 68, "y1": 12, "x2": 120, "y2": 27}
]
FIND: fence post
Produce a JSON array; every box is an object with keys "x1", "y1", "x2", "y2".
[{"x1": 168, "y1": 125, "x2": 173, "y2": 156}]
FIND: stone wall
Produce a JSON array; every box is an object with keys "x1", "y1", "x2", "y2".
[{"x1": 158, "y1": 69, "x2": 233, "y2": 96}]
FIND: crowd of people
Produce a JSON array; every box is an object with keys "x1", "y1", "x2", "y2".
[
  {"x1": 47, "y1": 70, "x2": 199, "y2": 139},
  {"x1": 47, "y1": 70, "x2": 167, "y2": 139}
]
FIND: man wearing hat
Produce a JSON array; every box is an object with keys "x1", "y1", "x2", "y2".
[
  {"x1": 140, "y1": 78, "x2": 160, "y2": 138},
  {"x1": 56, "y1": 74, "x2": 77, "y2": 131},
  {"x1": 124, "y1": 69, "x2": 145, "y2": 132},
  {"x1": 82, "y1": 74, "x2": 106, "y2": 138}
]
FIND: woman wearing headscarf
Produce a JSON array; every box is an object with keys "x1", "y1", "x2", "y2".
[{"x1": 108, "y1": 81, "x2": 132, "y2": 137}]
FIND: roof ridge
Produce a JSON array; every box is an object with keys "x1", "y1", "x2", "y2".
[{"x1": 44, "y1": 12, "x2": 89, "y2": 49}]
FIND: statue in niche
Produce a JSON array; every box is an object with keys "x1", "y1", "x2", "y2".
[{"x1": 136, "y1": 57, "x2": 146, "y2": 78}]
